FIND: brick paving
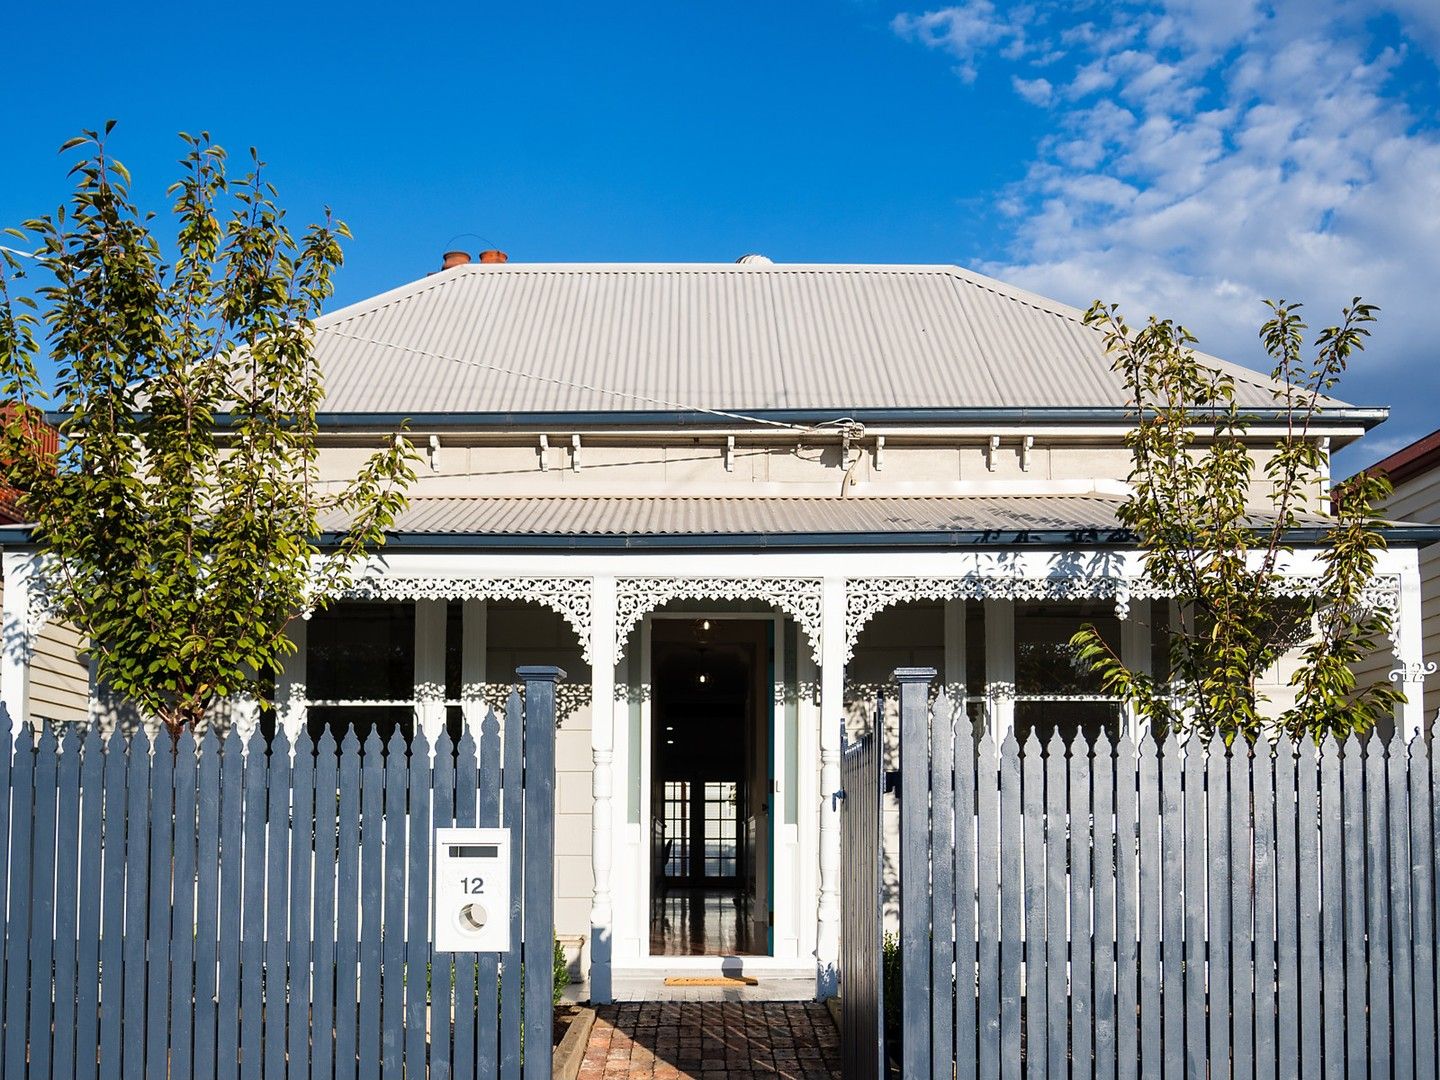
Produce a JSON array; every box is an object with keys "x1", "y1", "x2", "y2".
[{"x1": 580, "y1": 1001, "x2": 841, "y2": 1079}]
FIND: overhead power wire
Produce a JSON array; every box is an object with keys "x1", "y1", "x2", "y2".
[{"x1": 315, "y1": 325, "x2": 843, "y2": 435}]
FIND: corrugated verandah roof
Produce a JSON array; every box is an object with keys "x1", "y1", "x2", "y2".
[
  {"x1": 309, "y1": 263, "x2": 1361, "y2": 418},
  {"x1": 308, "y1": 494, "x2": 1438, "y2": 551}
]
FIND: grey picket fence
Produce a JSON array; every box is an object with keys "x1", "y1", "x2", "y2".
[
  {"x1": 882, "y1": 667, "x2": 1440, "y2": 1079},
  {"x1": 840, "y1": 727, "x2": 885, "y2": 1080},
  {"x1": 0, "y1": 665, "x2": 561, "y2": 1080}
]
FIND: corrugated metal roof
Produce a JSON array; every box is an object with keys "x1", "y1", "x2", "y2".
[
  {"x1": 311, "y1": 263, "x2": 1352, "y2": 417},
  {"x1": 322, "y1": 494, "x2": 1134, "y2": 537}
]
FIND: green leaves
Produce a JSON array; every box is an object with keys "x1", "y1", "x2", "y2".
[
  {"x1": 0, "y1": 127, "x2": 417, "y2": 737},
  {"x1": 1079, "y1": 297, "x2": 1396, "y2": 743}
]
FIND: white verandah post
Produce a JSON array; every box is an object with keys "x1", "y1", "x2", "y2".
[
  {"x1": 815, "y1": 575, "x2": 844, "y2": 1000},
  {"x1": 589, "y1": 575, "x2": 617, "y2": 1003},
  {"x1": 1394, "y1": 545, "x2": 1429, "y2": 739}
]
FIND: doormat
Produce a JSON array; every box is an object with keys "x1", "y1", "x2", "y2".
[{"x1": 662, "y1": 976, "x2": 759, "y2": 987}]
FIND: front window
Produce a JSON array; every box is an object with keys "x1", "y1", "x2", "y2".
[
  {"x1": 1013, "y1": 600, "x2": 1124, "y2": 748},
  {"x1": 305, "y1": 601, "x2": 416, "y2": 745}
]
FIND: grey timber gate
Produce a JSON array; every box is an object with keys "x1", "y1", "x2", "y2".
[
  {"x1": 839, "y1": 710, "x2": 886, "y2": 1080},
  {"x1": 882, "y1": 664, "x2": 1440, "y2": 1080},
  {"x1": 0, "y1": 665, "x2": 562, "y2": 1080}
]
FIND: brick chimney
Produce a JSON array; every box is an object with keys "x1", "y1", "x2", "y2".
[
  {"x1": 478, "y1": 249, "x2": 509, "y2": 264},
  {"x1": 441, "y1": 250, "x2": 471, "y2": 270}
]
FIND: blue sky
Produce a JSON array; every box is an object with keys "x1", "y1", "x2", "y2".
[{"x1": 3, "y1": 1, "x2": 1437, "y2": 471}]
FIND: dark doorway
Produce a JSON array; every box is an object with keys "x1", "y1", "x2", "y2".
[{"x1": 650, "y1": 618, "x2": 772, "y2": 957}]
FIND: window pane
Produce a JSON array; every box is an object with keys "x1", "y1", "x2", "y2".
[
  {"x1": 1014, "y1": 700, "x2": 1122, "y2": 749},
  {"x1": 307, "y1": 602, "x2": 415, "y2": 701},
  {"x1": 305, "y1": 601, "x2": 416, "y2": 745},
  {"x1": 1014, "y1": 601, "x2": 1121, "y2": 697}
]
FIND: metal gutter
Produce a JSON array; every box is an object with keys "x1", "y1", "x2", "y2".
[
  {"x1": 47, "y1": 406, "x2": 1388, "y2": 432},
  {"x1": 296, "y1": 406, "x2": 1390, "y2": 431},
  {"x1": 9, "y1": 523, "x2": 1436, "y2": 552}
]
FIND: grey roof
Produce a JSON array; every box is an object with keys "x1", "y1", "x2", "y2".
[
  {"x1": 8, "y1": 494, "x2": 1435, "y2": 549},
  {"x1": 325, "y1": 494, "x2": 1131, "y2": 536},
  {"x1": 310, "y1": 263, "x2": 1361, "y2": 420}
]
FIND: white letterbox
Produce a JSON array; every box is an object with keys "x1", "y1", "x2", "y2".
[{"x1": 433, "y1": 827, "x2": 511, "y2": 953}]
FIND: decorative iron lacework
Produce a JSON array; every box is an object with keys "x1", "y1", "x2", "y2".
[
  {"x1": 336, "y1": 576, "x2": 593, "y2": 661},
  {"x1": 614, "y1": 577, "x2": 824, "y2": 663},
  {"x1": 844, "y1": 573, "x2": 1405, "y2": 663}
]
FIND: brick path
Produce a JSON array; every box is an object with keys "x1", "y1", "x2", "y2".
[{"x1": 580, "y1": 1001, "x2": 841, "y2": 1079}]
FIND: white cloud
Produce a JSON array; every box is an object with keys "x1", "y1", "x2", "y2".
[
  {"x1": 1012, "y1": 75, "x2": 1055, "y2": 105},
  {"x1": 892, "y1": 3, "x2": 1031, "y2": 82},
  {"x1": 893, "y1": 0, "x2": 1440, "y2": 465}
]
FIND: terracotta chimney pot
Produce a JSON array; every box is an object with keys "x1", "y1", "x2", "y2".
[
  {"x1": 478, "y1": 249, "x2": 509, "y2": 264},
  {"x1": 441, "y1": 250, "x2": 471, "y2": 270}
]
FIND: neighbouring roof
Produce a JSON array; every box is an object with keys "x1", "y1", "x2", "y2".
[
  {"x1": 1353, "y1": 427, "x2": 1440, "y2": 488},
  {"x1": 308, "y1": 263, "x2": 1375, "y2": 424},
  {"x1": 311, "y1": 495, "x2": 1440, "y2": 549}
]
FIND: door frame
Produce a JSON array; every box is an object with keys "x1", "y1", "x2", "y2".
[{"x1": 638, "y1": 611, "x2": 801, "y2": 960}]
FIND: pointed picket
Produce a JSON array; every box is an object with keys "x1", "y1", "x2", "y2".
[
  {"x1": 1021, "y1": 728, "x2": 1048, "y2": 1078},
  {"x1": 98, "y1": 729, "x2": 128, "y2": 1078},
  {"x1": 337, "y1": 726, "x2": 367, "y2": 1080},
  {"x1": 1409, "y1": 734, "x2": 1437, "y2": 1077},
  {"x1": 1182, "y1": 735, "x2": 1207, "y2": 1080},
  {"x1": 1366, "y1": 733, "x2": 1393, "y2": 1077},
  {"x1": 381, "y1": 729, "x2": 409, "y2": 1080},
  {"x1": 288, "y1": 731, "x2": 316, "y2": 1080},
  {"x1": 1092, "y1": 731, "x2": 1117, "y2": 1080},
  {"x1": 27, "y1": 725, "x2": 59, "y2": 1080},
  {"x1": 997, "y1": 730, "x2": 1023, "y2": 1080},
  {"x1": 1318, "y1": 737, "x2": 1346, "y2": 1079},
  {"x1": 1387, "y1": 729, "x2": 1415, "y2": 1080},
  {"x1": 1158, "y1": 733, "x2": 1184, "y2": 1080},
  {"x1": 1114, "y1": 730, "x2": 1139, "y2": 1080},
  {"x1": 432, "y1": 727, "x2": 458, "y2": 1080},
  {"x1": 1228, "y1": 736, "x2": 1253, "y2": 1079},
  {"x1": 215, "y1": 728, "x2": 247, "y2": 1080},
  {"x1": 930, "y1": 691, "x2": 956, "y2": 1080},
  {"x1": 52, "y1": 726, "x2": 84, "y2": 1080},
  {"x1": 406, "y1": 730, "x2": 434, "y2": 1076},
  {"x1": 500, "y1": 690, "x2": 525, "y2": 1080},
  {"x1": 1205, "y1": 734, "x2": 1231, "y2": 1080},
  {"x1": 1341, "y1": 734, "x2": 1368, "y2": 1076},
  {"x1": 239, "y1": 727, "x2": 268, "y2": 1080},
  {"x1": 122, "y1": 728, "x2": 152, "y2": 1080},
  {"x1": 74, "y1": 726, "x2": 106, "y2": 1080},
  {"x1": 975, "y1": 728, "x2": 1001, "y2": 1080},
  {"x1": 193, "y1": 730, "x2": 223, "y2": 1080},
  {"x1": 1253, "y1": 736, "x2": 1277, "y2": 1080},
  {"x1": 5, "y1": 724, "x2": 37, "y2": 1080},
  {"x1": 953, "y1": 706, "x2": 979, "y2": 1079},
  {"x1": 1068, "y1": 732, "x2": 1094, "y2": 1078},
  {"x1": 358, "y1": 727, "x2": 385, "y2": 1080},
  {"x1": 312, "y1": 728, "x2": 341, "y2": 1080},
  {"x1": 1042, "y1": 728, "x2": 1068, "y2": 1080},
  {"x1": 168, "y1": 729, "x2": 200, "y2": 1080}
]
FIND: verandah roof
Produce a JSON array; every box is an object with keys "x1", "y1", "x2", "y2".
[{"x1": 309, "y1": 495, "x2": 1440, "y2": 550}]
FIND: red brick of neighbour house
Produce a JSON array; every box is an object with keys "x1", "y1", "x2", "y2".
[{"x1": 0, "y1": 404, "x2": 58, "y2": 524}]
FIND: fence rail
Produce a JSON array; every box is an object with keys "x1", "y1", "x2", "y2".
[
  {"x1": 887, "y1": 668, "x2": 1440, "y2": 1079},
  {"x1": 0, "y1": 666, "x2": 560, "y2": 1080}
]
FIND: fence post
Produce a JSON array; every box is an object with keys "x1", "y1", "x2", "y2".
[
  {"x1": 518, "y1": 665, "x2": 565, "y2": 1080},
  {"x1": 894, "y1": 665, "x2": 936, "y2": 1080}
]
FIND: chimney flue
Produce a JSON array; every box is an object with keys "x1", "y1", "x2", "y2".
[
  {"x1": 478, "y1": 249, "x2": 509, "y2": 264},
  {"x1": 441, "y1": 250, "x2": 471, "y2": 270}
]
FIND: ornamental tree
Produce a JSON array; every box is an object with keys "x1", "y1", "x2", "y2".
[
  {"x1": 1072, "y1": 298, "x2": 1401, "y2": 743},
  {"x1": 0, "y1": 125, "x2": 418, "y2": 738}
]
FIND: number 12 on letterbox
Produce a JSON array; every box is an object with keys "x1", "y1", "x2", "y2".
[{"x1": 433, "y1": 827, "x2": 512, "y2": 952}]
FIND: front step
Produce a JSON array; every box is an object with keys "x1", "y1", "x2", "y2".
[{"x1": 610, "y1": 963, "x2": 817, "y2": 1002}]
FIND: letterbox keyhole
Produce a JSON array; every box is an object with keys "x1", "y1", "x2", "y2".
[{"x1": 459, "y1": 903, "x2": 488, "y2": 932}]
